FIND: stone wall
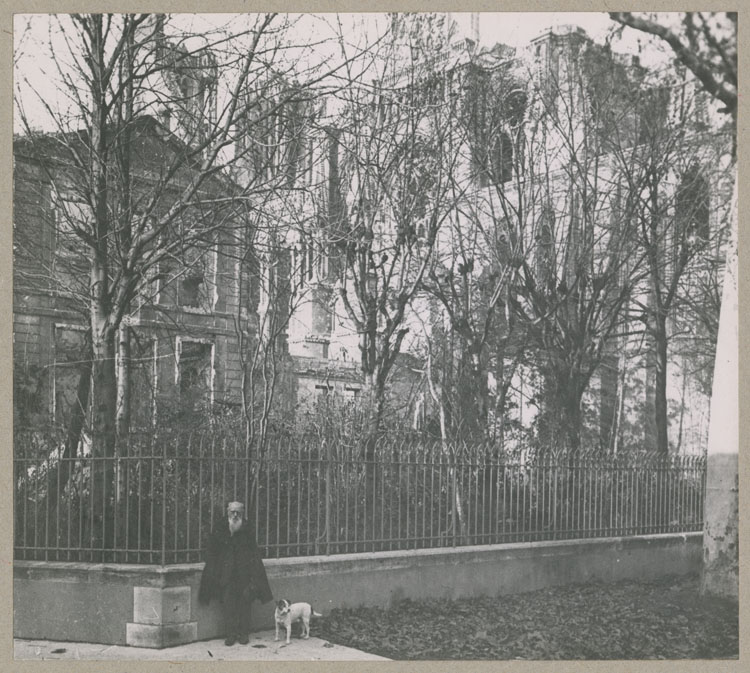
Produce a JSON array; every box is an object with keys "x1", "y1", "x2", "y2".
[{"x1": 14, "y1": 533, "x2": 701, "y2": 648}]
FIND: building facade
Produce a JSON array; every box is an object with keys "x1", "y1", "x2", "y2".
[{"x1": 13, "y1": 18, "x2": 732, "y2": 451}]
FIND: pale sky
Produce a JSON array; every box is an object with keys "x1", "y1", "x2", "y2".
[{"x1": 13, "y1": 12, "x2": 666, "y2": 134}]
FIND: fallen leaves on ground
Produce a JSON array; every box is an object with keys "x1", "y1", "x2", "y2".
[{"x1": 314, "y1": 575, "x2": 738, "y2": 660}]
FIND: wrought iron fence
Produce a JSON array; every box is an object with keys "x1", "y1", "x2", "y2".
[{"x1": 14, "y1": 431, "x2": 706, "y2": 564}]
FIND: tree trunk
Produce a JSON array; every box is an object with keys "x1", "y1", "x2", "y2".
[
  {"x1": 91, "y1": 320, "x2": 117, "y2": 457},
  {"x1": 562, "y1": 381, "x2": 583, "y2": 453},
  {"x1": 543, "y1": 369, "x2": 584, "y2": 454},
  {"x1": 701, "y1": 172, "x2": 738, "y2": 598},
  {"x1": 362, "y1": 372, "x2": 386, "y2": 551},
  {"x1": 426, "y1": 351, "x2": 466, "y2": 545},
  {"x1": 464, "y1": 348, "x2": 489, "y2": 441},
  {"x1": 90, "y1": 318, "x2": 117, "y2": 556},
  {"x1": 89, "y1": 14, "x2": 116, "y2": 459},
  {"x1": 64, "y1": 339, "x2": 93, "y2": 460},
  {"x1": 116, "y1": 323, "x2": 131, "y2": 442},
  {"x1": 653, "y1": 312, "x2": 670, "y2": 454},
  {"x1": 599, "y1": 350, "x2": 619, "y2": 450},
  {"x1": 611, "y1": 352, "x2": 627, "y2": 454},
  {"x1": 362, "y1": 375, "x2": 386, "y2": 457},
  {"x1": 114, "y1": 21, "x2": 134, "y2": 446},
  {"x1": 494, "y1": 351, "x2": 507, "y2": 452}
]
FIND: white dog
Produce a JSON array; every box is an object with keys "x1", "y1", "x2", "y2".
[{"x1": 274, "y1": 599, "x2": 322, "y2": 644}]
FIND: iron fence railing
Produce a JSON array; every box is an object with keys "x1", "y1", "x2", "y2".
[{"x1": 14, "y1": 431, "x2": 706, "y2": 564}]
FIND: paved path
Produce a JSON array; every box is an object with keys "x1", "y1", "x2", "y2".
[{"x1": 15, "y1": 630, "x2": 390, "y2": 661}]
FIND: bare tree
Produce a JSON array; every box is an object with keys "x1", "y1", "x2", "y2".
[
  {"x1": 499, "y1": 37, "x2": 646, "y2": 454},
  {"x1": 610, "y1": 83, "x2": 731, "y2": 453},
  {"x1": 13, "y1": 14, "x2": 385, "y2": 556},
  {"x1": 421, "y1": 55, "x2": 528, "y2": 443},
  {"x1": 14, "y1": 14, "x2": 376, "y2": 452},
  {"x1": 609, "y1": 12, "x2": 737, "y2": 123},
  {"x1": 608, "y1": 8, "x2": 738, "y2": 598},
  {"x1": 329, "y1": 17, "x2": 466, "y2": 447},
  {"x1": 15, "y1": 14, "x2": 273, "y2": 454}
]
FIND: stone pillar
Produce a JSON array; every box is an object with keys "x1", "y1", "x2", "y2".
[
  {"x1": 701, "y1": 179, "x2": 738, "y2": 600},
  {"x1": 126, "y1": 586, "x2": 198, "y2": 648}
]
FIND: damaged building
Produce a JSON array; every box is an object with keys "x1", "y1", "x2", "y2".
[{"x1": 13, "y1": 16, "x2": 732, "y2": 452}]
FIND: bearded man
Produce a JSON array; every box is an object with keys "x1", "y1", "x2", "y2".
[{"x1": 198, "y1": 501, "x2": 273, "y2": 645}]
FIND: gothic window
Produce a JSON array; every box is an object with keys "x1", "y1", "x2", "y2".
[
  {"x1": 303, "y1": 136, "x2": 315, "y2": 185},
  {"x1": 489, "y1": 131, "x2": 513, "y2": 184},
  {"x1": 504, "y1": 89, "x2": 528, "y2": 128},
  {"x1": 245, "y1": 89, "x2": 312, "y2": 186},
  {"x1": 297, "y1": 239, "x2": 307, "y2": 286},
  {"x1": 295, "y1": 236, "x2": 325, "y2": 287},
  {"x1": 178, "y1": 75, "x2": 193, "y2": 101},
  {"x1": 676, "y1": 165, "x2": 710, "y2": 246},
  {"x1": 638, "y1": 87, "x2": 670, "y2": 144},
  {"x1": 317, "y1": 245, "x2": 329, "y2": 279},
  {"x1": 536, "y1": 205, "x2": 555, "y2": 288},
  {"x1": 243, "y1": 251, "x2": 261, "y2": 314}
]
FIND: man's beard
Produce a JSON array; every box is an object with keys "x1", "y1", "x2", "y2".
[{"x1": 228, "y1": 517, "x2": 243, "y2": 536}]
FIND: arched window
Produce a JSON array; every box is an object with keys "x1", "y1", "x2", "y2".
[{"x1": 489, "y1": 131, "x2": 513, "y2": 184}]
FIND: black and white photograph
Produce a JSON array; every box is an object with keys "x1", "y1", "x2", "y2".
[{"x1": 10, "y1": 10, "x2": 739, "y2": 663}]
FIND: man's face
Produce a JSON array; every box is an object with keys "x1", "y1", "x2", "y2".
[{"x1": 227, "y1": 505, "x2": 244, "y2": 533}]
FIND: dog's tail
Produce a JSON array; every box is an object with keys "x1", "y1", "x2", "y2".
[{"x1": 311, "y1": 606, "x2": 323, "y2": 618}]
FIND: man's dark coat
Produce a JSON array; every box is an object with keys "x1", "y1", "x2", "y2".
[{"x1": 198, "y1": 518, "x2": 273, "y2": 606}]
